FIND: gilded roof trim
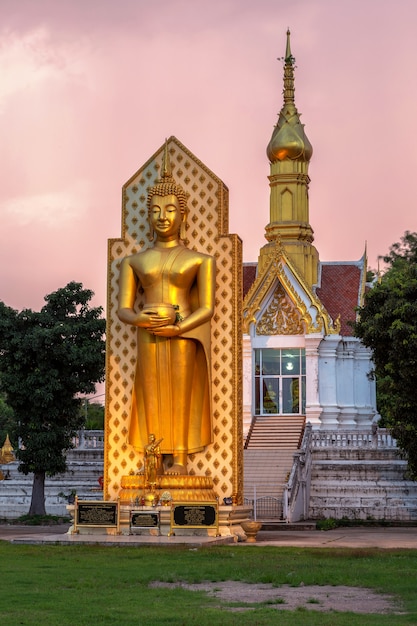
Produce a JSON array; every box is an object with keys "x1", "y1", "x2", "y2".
[{"x1": 243, "y1": 243, "x2": 337, "y2": 335}]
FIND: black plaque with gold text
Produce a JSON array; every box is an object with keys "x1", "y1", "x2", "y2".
[
  {"x1": 130, "y1": 511, "x2": 160, "y2": 531},
  {"x1": 169, "y1": 501, "x2": 219, "y2": 535},
  {"x1": 74, "y1": 499, "x2": 119, "y2": 532}
]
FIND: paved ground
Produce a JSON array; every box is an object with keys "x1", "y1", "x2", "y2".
[
  {"x1": 256, "y1": 527, "x2": 417, "y2": 549},
  {"x1": 1, "y1": 523, "x2": 417, "y2": 548}
]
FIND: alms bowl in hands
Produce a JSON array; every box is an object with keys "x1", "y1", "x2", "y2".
[{"x1": 142, "y1": 303, "x2": 177, "y2": 324}]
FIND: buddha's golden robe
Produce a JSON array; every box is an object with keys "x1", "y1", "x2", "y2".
[{"x1": 118, "y1": 244, "x2": 214, "y2": 455}]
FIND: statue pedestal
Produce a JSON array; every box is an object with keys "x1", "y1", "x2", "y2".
[
  {"x1": 119, "y1": 475, "x2": 252, "y2": 537},
  {"x1": 67, "y1": 500, "x2": 252, "y2": 539},
  {"x1": 118, "y1": 503, "x2": 252, "y2": 538},
  {"x1": 119, "y1": 474, "x2": 218, "y2": 505}
]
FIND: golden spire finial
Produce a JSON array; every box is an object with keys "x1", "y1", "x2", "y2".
[
  {"x1": 285, "y1": 28, "x2": 294, "y2": 64},
  {"x1": 266, "y1": 30, "x2": 312, "y2": 163},
  {"x1": 283, "y1": 29, "x2": 296, "y2": 106}
]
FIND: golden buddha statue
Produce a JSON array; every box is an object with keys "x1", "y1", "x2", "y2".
[{"x1": 117, "y1": 145, "x2": 215, "y2": 475}]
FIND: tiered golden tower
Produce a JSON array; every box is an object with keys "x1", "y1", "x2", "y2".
[{"x1": 264, "y1": 29, "x2": 319, "y2": 288}]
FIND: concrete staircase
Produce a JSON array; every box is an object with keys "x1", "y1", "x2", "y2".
[
  {"x1": 245, "y1": 415, "x2": 305, "y2": 449},
  {"x1": 309, "y1": 448, "x2": 417, "y2": 521},
  {"x1": 244, "y1": 449, "x2": 294, "y2": 487},
  {"x1": 0, "y1": 447, "x2": 104, "y2": 519},
  {"x1": 243, "y1": 417, "x2": 305, "y2": 519},
  {"x1": 244, "y1": 449, "x2": 294, "y2": 519}
]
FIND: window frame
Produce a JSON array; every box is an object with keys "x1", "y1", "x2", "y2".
[{"x1": 254, "y1": 348, "x2": 306, "y2": 416}]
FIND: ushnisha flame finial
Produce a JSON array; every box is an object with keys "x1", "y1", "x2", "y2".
[{"x1": 160, "y1": 138, "x2": 174, "y2": 182}]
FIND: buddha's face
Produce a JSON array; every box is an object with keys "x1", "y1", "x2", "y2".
[{"x1": 150, "y1": 194, "x2": 182, "y2": 239}]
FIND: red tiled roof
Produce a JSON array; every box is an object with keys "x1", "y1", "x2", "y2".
[
  {"x1": 316, "y1": 263, "x2": 362, "y2": 336},
  {"x1": 243, "y1": 263, "x2": 257, "y2": 298},
  {"x1": 243, "y1": 261, "x2": 363, "y2": 336}
]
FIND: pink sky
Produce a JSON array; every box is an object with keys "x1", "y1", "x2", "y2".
[{"x1": 1, "y1": 0, "x2": 416, "y2": 314}]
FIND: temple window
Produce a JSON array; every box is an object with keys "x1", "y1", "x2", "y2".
[{"x1": 254, "y1": 348, "x2": 306, "y2": 415}]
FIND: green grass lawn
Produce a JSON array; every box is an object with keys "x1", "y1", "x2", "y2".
[{"x1": 0, "y1": 542, "x2": 416, "y2": 625}]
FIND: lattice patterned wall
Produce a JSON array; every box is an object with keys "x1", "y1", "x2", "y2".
[{"x1": 104, "y1": 137, "x2": 243, "y2": 504}]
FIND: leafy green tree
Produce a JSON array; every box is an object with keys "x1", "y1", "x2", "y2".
[
  {"x1": 81, "y1": 400, "x2": 105, "y2": 430},
  {"x1": 354, "y1": 231, "x2": 417, "y2": 477},
  {"x1": 0, "y1": 282, "x2": 105, "y2": 514}
]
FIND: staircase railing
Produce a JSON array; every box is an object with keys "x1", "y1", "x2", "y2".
[
  {"x1": 72, "y1": 430, "x2": 105, "y2": 449},
  {"x1": 283, "y1": 426, "x2": 398, "y2": 522},
  {"x1": 244, "y1": 416, "x2": 257, "y2": 449},
  {"x1": 283, "y1": 422, "x2": 313, "y2": 523},
  {"x1": 310, "y1": 428, "x2": 397, "y2": 449}
]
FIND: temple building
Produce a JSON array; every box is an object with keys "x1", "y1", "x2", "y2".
[{"x1": 242, "y1": 31, "x2": 377, "y2": 447}]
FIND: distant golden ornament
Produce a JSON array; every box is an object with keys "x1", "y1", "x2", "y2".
[{"x1": 0, "y1": 434, "x2": 15, "y2": 464}]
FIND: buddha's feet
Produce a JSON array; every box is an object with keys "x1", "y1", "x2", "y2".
[{"x1": 166, "y1": 463, "x2": 187, "y2": 475}]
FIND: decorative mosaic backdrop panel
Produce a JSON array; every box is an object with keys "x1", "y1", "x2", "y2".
[{"x1": 105, "y1": 137, "x2": 243, "y2": 504}]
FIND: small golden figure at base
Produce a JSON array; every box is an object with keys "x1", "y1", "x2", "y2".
[{"x1": 144, "y1": 434, "x2": 163, "y2": 488}]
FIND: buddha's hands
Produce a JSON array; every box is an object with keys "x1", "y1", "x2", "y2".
[
  {"x1": 150, "y1": 324, "x2": 181, "y2": 337},
  {"x1": 126, "y1": 311, "x2": 172, "y2": 329},
  {"x1": 117, "y1": 308, "x2": 181, "y2": 335},
  {"x1": 142, "y1": 313, "x2": 174, "y2": 329}
]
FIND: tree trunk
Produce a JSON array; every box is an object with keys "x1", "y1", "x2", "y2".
[{"x1": 29, "y1": 471, "x2": 46, "y2": 516}]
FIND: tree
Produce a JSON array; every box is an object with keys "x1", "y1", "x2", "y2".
[
  {"x1": 81, "y1": 400, "x2": 105, "y2": 430},
  {"x1": 353, "y1": 231, "x2": 417, "y2": 477},
  {"x1": 0, "y1": 282, "x2": 105, "y2": 514}
]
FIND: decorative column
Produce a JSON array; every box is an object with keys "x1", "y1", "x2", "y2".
[
  {"x1": 337, "y1": 340, "x2": 357, "y2": 428},
  {"x1": 318, "y1": 335, "x2": 341, "y2": 429},
  {"x1": 242, "y1": 335, "x2": 253, "y2": 440},
  {"x1": 304, "y1": 335, "x2": 323, "y2": 428},
  {"x1": 354, "y1": 341, "x2": 377, "y2": 429}
]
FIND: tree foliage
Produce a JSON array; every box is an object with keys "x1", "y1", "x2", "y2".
[
  {"x1": 80, "y1": 400, "x2": 105, "y2": 430},
  {"x1": 0, "y1": 282, "x2": 106, "y2": 513},
  {"x1": 354, "y1": 231, "x2": 417, "y2": 477}
]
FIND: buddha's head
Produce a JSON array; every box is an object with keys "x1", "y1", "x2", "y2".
[
  {"x1": 147, "y1": 140, "x2": 189, "y2": 240},
  {"x1": 146, "y1": 180, "x2": 188, "y2": 215}
]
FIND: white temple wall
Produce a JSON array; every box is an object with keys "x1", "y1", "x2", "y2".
[
  {"x1": 318, "y1": 336, "x2": 377, "y2": 430},
  {"x1": 242, "y1": 331, "x2": 377, "y2": 436}
]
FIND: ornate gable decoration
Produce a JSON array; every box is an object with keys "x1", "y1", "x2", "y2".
[
  {"x1": 256, "y1": 282, "x2": 306, "y2": 335},
  {"x1": 243, "y1": 243, "x2": 336, "y2": 336}
]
